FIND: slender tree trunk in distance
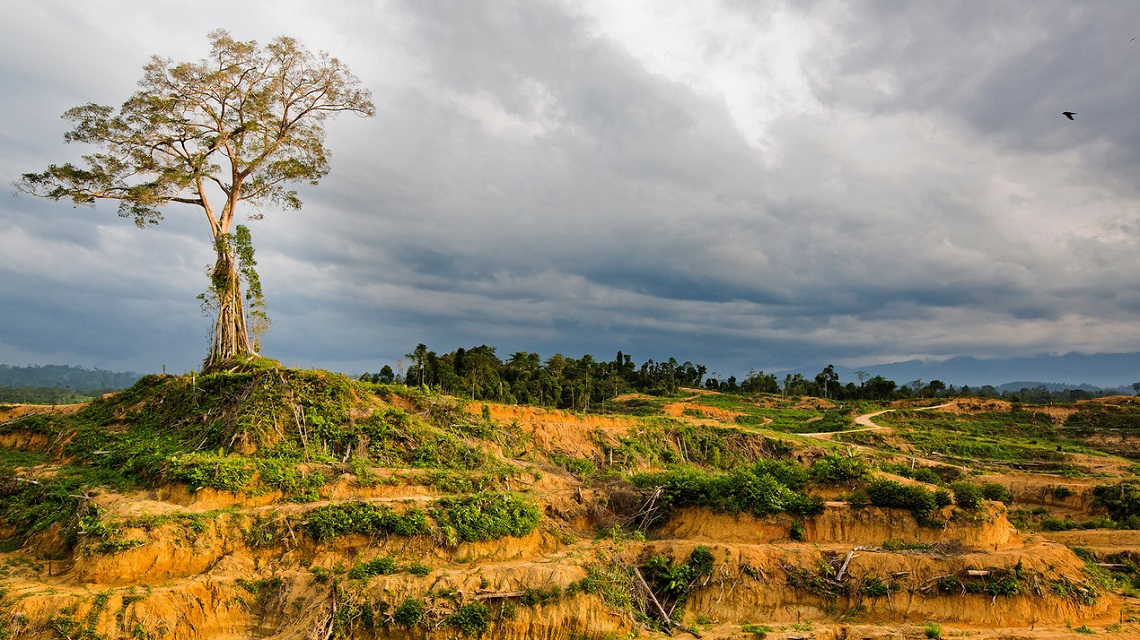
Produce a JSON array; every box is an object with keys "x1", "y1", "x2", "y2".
[{"x1": 203, "y1": 241, "x2": 253, "y2": 371}]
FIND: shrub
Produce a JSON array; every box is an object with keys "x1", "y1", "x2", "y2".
[
  {"x1": 937, "y1": 576, "x2": 963, "y2": 594},
  {"x1": 631, "y1": 463, "x2": 823, "y2": 520},
  {"x1": 860, "y1": 577, "x2": 890, "y2": 597},
  {"x1": 743, "y1": 622, "x2": 773, "y2": 638},
  {"x1": 1092, "y1": 482, "x2": 1140, "y2": 521},
  {"x1": 866, "y1": 479, "x2": 939, "y2": 523},
  {"x1": 640, "y1": 546, "x2": 716, "y2": 609},
  {"x1": 393, "y1": 597, "x2": 425, "y2": 627},
  {"x1": 549, "y1": 453, "x2": 597, "y2": 478},
  {"x1": 753, "y1": 459, "x2": 809, "y2": 490},
  {"x1": 1052, "y1": 485, "x2": 1074, "y2": 499},
  {"x1": 165, "y1": 453, "x2": 254, "y2": 493},
  {"x1": 449, "y1": 602, "x2": 492, "y2": 635},
  {"x1": 304, "y1": 502, "x2": 429, "y2": 542},
  {"x1": 908, "y1": 467, "x2": 943, "y2": 485},
  {"x1": 346, "y1": 555, "x2": 398, "y2": 580},
  {"x1": 981, "y1": 482, "x2": 1012, "y2": 504},
  {"x1": 951, "y1": 481, "x2": 984, "y2": 510},
  {"x1": 405, "y1": 560, "x2": 432, "y2": 576},
  {"x1": 924, "y1": 621, "x2": 943, "y2": 639},
  {"x1": 984, "y1": 571, "x2": 1023, "y2": 596},
  {"x1": 933, "y1": 488, "x2": 952, "y2": 508},
  {"x1": 844, "y1": 488, "x2": 870, "y2": 507},
  {"x1": 519, "y1": 586, "x2": 561, "y2": 606},
  {"x1": 809, "y1": 454, "x2": 870, "y2": 485},
  {"x1": 432, "y1": 493, "x2": 542, "y2": 542}
]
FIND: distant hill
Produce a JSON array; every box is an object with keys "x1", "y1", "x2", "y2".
[
  {"x1": 0, "y1": 364, "x2": 141, "y2": 394},
  {"x1": 779, "y1": 352, "x2": 1140, "y2": 391},
  {"x1": 992, "y1": 381, "x2": 1109, "y2": 394}
]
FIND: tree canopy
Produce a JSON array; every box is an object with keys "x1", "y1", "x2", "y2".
[{"x1": 18, "y1": 30, "x2": 375, "y2": 370}]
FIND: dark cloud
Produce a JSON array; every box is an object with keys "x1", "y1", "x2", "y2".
[{"x1": 3, "y1": 1, "x2": 1140, "y2": 378}]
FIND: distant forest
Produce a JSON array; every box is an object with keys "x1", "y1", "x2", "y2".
[
  {"x1": 0, "y1": 364, "x2": 140, "y2": 404},
  {"x1": 2, "y1": 353, "x2": 1123, "y2": 408},
  {"x1": 359, "y1": 345, "x2": 1123, "y2": 410}
]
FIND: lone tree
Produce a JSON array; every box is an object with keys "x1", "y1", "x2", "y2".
[{"x1": 18, "y1": 30, "x2": 374, "y2": 371}]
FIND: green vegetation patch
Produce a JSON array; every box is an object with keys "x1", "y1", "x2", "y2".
[
  {"x1": 872, "y1": 408, "x2": 1104, "y2": 470},
  {"x1": 593, "y1": 421, "x2": 792, "y2": 471},
  {"x1": 639, "y1": 546, "x2": 716, "y2": 623},
  {"x1": 302, "y1": 493, "x2": 541, "y2": 545},
  {"x1": 304, "y1": 502, "x2": 429, "y2": 542},
  {"x1": 1092, "y1": 482, "x2": 1140, "y2": 529},
  {"x1": 630, "y1": 462, "x2": 824, "y2": 524},
  {"x1": 432, "y1": 492, "x2": 543, "y2": 543},
  {"x1": 346, "y1": 555, "x2": 399, "y2": 580},
  {"x1": 864, "y1": 478, "x2": 950, "y2": 525},
  {"x1": 448, "y1": 601, "x2": 492, "y2": 635},
  {"x1": 809, "y1": 453, "x2": 871, "y2": 485}
]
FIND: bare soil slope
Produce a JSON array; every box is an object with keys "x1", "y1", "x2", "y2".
[{"x1": 0, "y1": 381, "x2": 1136, "y2": 639}]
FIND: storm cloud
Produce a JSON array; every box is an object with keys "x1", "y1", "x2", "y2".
[{"x1": 3, "y1": 1, "x2": 1139, "y2": 377}]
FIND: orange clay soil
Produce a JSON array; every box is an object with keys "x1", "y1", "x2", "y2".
[{"x1": 0, "y1": 394, "x2": 1137, "y2": 639}]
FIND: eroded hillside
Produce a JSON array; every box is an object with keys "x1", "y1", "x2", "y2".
[{"x1": 0, "y1": 366, "x2": 1137, "y2": 639}]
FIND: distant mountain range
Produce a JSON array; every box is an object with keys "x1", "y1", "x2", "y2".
[
  {"x1": 776, "y1": 352, "x2": 1140, "y2": 393},
  {"x1": 0, "y1": 364, "x2": 141, "y2": 393}
]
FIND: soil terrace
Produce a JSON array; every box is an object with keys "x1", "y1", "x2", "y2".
[{"x1": 0, "y1": 388, "x2": 1136, "y2": 639}]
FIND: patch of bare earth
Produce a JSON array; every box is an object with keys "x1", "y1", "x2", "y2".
[{"x1": 0, "y1": 394, "x2": 1137, "y2": 638}]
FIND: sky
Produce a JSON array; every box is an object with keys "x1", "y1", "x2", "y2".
[{"x1": 2, "y1": 1, "x2": 1140, "y2": 381}]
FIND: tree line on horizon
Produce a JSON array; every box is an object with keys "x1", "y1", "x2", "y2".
[
  {"x1": 0, "y1": 352, "x2": 1121, "y2": 408},
  {"x1": 358, "y1": 345, "x2": 1127, "y2": 411},
  {"x1": 358, "y1": 345, "x2": 916, "y2": 410}
]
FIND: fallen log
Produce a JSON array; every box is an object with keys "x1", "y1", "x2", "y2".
[
  {"x1": 473, "y1": 591, "x2": 527, "y2": 600},
  {"x1": 632, "y1": 566, "x2": 702, "y2": 638},
  {"x1": 835, "y1": 546, "x2": 863, "y2": 582}
]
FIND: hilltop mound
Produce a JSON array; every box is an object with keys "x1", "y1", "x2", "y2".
[{"x1": 0, "y1": 369, "x2": 1136, "y2": 638}]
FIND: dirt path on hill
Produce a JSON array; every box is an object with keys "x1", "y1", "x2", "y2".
[{"x1": 802, "y1": 403, "x2": 952, "y2": 439}]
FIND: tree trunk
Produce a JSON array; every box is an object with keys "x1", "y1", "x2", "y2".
[{"x1": 203, "y1": 240, "x2": 253, "y2": 371}]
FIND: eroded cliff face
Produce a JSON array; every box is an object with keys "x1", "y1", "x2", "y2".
[
  {"x1": 0, "y1": 478, "x2": 1121, "y2": 640},
  {"x1": 658, "y1": 502, "x2": 1015, "y2": 548},
  {"x1": 0, "y1": 384, "x2": 1136, "y2": 640}
]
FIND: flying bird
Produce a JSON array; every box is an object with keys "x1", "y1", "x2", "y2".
[{"x1": 1062, "y1": 111, "x2": 1077, "y2": 120}]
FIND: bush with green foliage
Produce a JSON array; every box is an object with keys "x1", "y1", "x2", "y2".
[
  {"x1": 449, "y1": 601, "x2": 492, "y2": 635},
  {"x1": 392, "y1": 597, "x2": 425, "y2": 627},
  {"x1": 951, "y1": 481, "x2": 984, "y2": 510},
  {"x1": 742, "y1": 623, "x2": 774, "y2": 638},
  {"x1": 565, "y1": 564, "x2": 637, "y2": 614},
  {"x1": 631, "y1": 463, "x2": 824, "y2": 522},
  {"x1": 346, "y1": 555, "x2": 399, "y2": 580},
  {"x1": 808, "y1": 453, "x2": 870, "y2": 485},
  {"x1": 1092, "y1": 482, "x2": 1140, "y2": 526},
  {"x1": 980, "y1": 482, "x2": 1012, "y2": 504},
  {"x1": 983, "y1": 569, "x2": 1023, "y2": 596},
  {"x1": 937, "y1": 575, "x2": 963, "y2": 594},
  {"x1": 865, "y1": 478, "x2": 941, "y2": 524},
  {"x1": 166, "y1": 453, "x2": 256, "y2": 493},
  {"x1": 548, "y1": 453, "x2": 597, "y2": 478},
  {"x1": 640, "y1": 546, "x2": 716, "y2": 619},
  {"x1": 432, "y1": 493, "x2": 542, "y2": 543},
  {"x1": 304, "y1": 502, "x2": 429, "y2": 542}
]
